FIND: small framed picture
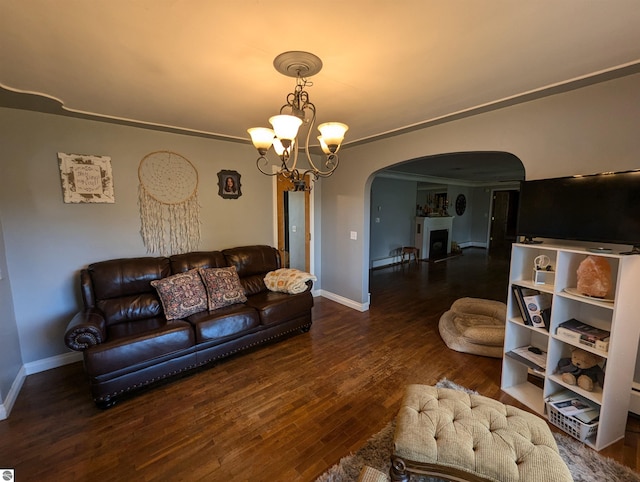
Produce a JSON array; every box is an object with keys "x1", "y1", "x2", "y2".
[{"x1": 217, "y1": 170, "x2": 242, "y2": 199}]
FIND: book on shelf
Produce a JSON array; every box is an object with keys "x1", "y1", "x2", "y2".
[
  {"x1": 505, "y1": 345, "x2": 546, "y2": 374},
  {"x1": 522, "y1": 293, "x2": 551, "y2": 330},
  {"x1": 511, "y1": 284, "x2": 540, "y2": 326},
  {"x1": 556, "y1": 318, "x2": 610, "y2": 352}
]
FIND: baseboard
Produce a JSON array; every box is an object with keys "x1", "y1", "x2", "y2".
[
  {"x1": 23, "y1": 350, "x2": 83, "y2": 376},
  {"x1": 0, "y1": 365, "x2": 25, "y2": 421},
  {"x1": 371, "y1": 256, "x2": 401, "y2": 268},
  {"x1": 318, "y1": 290, "x2": 369, "y2": 312},
  {"x1": 0, "y1": 351, "x2": 83, "y2": 420},
  {"x1": 459, "y1": 242, "x2": 487, "y2": 249}
]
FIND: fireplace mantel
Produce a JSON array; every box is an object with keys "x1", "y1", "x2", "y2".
[{"x1": 415, "y1": 216, "x2": 454, "y2": 260}]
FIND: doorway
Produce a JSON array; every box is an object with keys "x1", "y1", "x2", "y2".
[
  {"x1": 489, "y1": 189, "x2": 519, "y2": 256},
  {"x1": 276, "y1": 173, "x2": 311, "y2": 271}
]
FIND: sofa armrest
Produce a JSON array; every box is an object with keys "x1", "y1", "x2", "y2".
[{"x1": 64, "y1": 309, "x2": 107, "y2": 351}]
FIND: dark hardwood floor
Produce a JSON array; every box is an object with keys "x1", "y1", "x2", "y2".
[{"x1": 1, "y1": 248, "x2": 638, "y2": 481}]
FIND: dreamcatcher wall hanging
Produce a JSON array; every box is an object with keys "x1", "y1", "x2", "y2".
[{"x1": 138, "y1": 150, "x2": 200, "y2": 256}]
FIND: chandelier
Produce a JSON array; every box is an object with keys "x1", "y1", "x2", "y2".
[{"x1": 248, "y1": 51, "x2": 348, "y2": 190}]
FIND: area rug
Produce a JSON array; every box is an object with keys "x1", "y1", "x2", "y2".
[{"x1": 315, "y1": 379, "x2": 640, "y2": 482}]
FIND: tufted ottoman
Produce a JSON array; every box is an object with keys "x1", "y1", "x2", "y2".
[{"x1": 391, "y1": 385, "x2": 572, "y2": 482}]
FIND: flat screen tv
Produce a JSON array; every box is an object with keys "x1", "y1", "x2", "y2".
[{"x1": 516, "y1": 170, "x2": 640, "y2": 252}]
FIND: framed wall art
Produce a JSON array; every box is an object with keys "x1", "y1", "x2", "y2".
[
  {"x1": 217, "y1": 170, "x2": 242, "y2": 199},
  {"x1": 58, "y1": 152, "x2": 115, "y2": 203}
]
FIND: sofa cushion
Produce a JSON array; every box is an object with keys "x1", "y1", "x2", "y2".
[
  {"x1": 98, "y1": 294, "x2": 164, "y2": 325},
  {"x1": 89, "y1": 257, "x2": 170, "y2": 300},
  {"x1": 187, "y1": 304, "x2": 260, "y2": 343},
  {"x1": 199, "y1": 266, "x2": 247, "y2": 310},
  {"x1": 169, "y1": 251, "x2": 227, "y2": 273},
  {"x1": 264, "y1": 268, "x2": 316, "y2": 294},
  {"x1": 223, "y1": 245, "x2": 280, "y2": 295},
  {"x1": 84, "y1": 320, "x2": 195, "y2": 376},
  {"x1": 107, "y1": 316, "x2": 177, "y2": 339},
  {"x1": 87, "y1": 256, "x2": 170, "y2": 323},
  {"x1": 150, "y1": 269, "x2": 208, "y2": 320},
  {"x1": 245, "y1": 290, "x2": 313, "y2": 325}
]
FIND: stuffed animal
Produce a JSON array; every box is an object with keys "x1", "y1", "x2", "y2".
[{"x1": 556, "y1": 347, "x2": 605, "y2": 392}]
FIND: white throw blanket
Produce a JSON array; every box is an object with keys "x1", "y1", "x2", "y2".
[{"x1": 264, "y1": 268, "x2": 317, "y2": 294}]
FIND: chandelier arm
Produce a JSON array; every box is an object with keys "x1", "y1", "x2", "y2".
[
  {"x1": 301, "y1": 169, "x2": 320, "y2": 182},
  {"x1": 256, "y1": 155, "x2": 279, "y2": 176},
  {"x1": 309, "y1": 153, "x2": 340, "y2": 178},
  {"x1": 284, "y1": 142, "x2": 298, "y2": 174},
  {"x1": 302, "y1": 102, "x2": 316, "y2": 169}
]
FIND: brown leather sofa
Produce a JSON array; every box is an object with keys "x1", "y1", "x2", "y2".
[{"x1": 64, "y1": 245, "x2": 313, "y2": 407}]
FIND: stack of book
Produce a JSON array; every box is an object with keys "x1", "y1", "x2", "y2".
[
  {"x1": 512, "y1": 284, "x2": 551, "y2": 330},
  {"x1": 556, "y1": 318, "x2": 610, "y2": 352}
]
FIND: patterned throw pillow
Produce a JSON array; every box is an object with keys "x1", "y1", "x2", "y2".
[
  {"x1": 198, "y1": 266, "x2": 247, "y2": 310},
  {"x1": 264, "y1": 268, "x2": 317, "y2": 294},
  {"x1": 150, "y1": 269, "x2": 208, "y2": 320}
]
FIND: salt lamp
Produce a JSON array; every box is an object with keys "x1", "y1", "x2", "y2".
[{"x1": 576, "y1": 256, "x2": 612, "y2": 298}]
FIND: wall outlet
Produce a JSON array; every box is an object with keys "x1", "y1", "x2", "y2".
[{"x1": 350, "y1": 231, "x2": 357, "y2": 240}]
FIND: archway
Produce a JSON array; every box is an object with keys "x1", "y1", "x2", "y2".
[{"x1": 368, "y1": 151, "x2": 525, "y2": 270}]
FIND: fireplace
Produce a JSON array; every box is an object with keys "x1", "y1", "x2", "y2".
[
  {"x1": 429, "y1": 229, "x2": 448, "y2": 259},
  {"x1": 415, "y1": 216, "x2": 453, "y2": 260}
]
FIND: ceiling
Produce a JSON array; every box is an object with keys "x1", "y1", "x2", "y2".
[
  {"x1": 384, "y1": 151, "x2": 525, "y2": 185},
  {"x1": 2, "y1": 1, "x2": 640, "y2": 180}
]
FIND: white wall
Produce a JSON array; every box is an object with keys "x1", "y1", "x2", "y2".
[
  {"x1": 0, "y1": 108, "x2": 275, "y2": 367},
  {"x1": 321, "y1": 72, "x2": 640, "y2": 307}
]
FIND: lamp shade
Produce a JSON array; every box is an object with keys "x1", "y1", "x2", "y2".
[
  {"x1": 318, "y1": 122, "x2": 348, "y2": 153},
  {"x1": 248, "y1": 127, "x2": 275, "y2": 154},
  {"x1": 317, "y1": 136, "x2": 332, "y2": 155},
  {"x1": 273, "y1": 137, "x2": 294, "y2": 157},
  {"x1": 269, "y1": 115, "x2": 303, "y2": 141}
]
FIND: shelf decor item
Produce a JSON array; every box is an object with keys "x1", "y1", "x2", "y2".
[
  {"x1": 576, "y1": 255, "x2": 612, "y2": 298},
  {"x1": 137, "y1": 150, "x2": 200, "y2": 256},
  {"x1": 557, "y1": 318, "x2": 610, "y2": 352},
  {"x1": 533, "y1": 254, "x2": 555, "y2": 285},
  {"x1": 547, "y1": 397, "x2": 599, "y2": 442},
  {"x1": 58, "y1": 152, "x2": 115, "y2": 203}
]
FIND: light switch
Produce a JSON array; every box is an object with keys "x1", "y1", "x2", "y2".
[
  {"x1": 350, "y1": 231, "x2": 357, "y2": 240},
  {"x1": 292, "y1": 226, "x2": 297, "y2": 232}
]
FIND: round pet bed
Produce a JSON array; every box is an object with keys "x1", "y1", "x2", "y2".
[{"x1": 438, "y1": 297, "x2": 506, "y2": 358}]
